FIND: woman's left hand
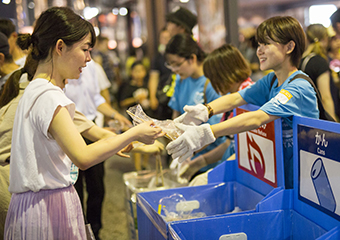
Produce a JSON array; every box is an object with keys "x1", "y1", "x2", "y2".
[{"x1": 116, "y1": 143, "x2": 134, "y2": 158}]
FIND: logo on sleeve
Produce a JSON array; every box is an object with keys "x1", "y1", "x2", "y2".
[{"x1": 274, "y1": 89, "x2": 292, "y2": 104}]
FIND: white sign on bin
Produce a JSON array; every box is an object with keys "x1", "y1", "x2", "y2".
[
  {"x1": 236, "y1": 108, "x2": 277, "y2": 187},
  {"x1": 176, "y1": 200, "x2": 200, "y2": 212}
]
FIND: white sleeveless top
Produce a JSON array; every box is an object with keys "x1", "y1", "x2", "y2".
[{"x1": 9, "y1": 78, "x2": 76, "y2": 193}]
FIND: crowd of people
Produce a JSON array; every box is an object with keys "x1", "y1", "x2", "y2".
[{"x1": 1, "y1": 4, "x2": 340, "y2": 240}]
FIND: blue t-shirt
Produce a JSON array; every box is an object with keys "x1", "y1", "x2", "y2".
[
  {"x1": 238, "y1": 70, "x2": 319, "y2": 188},
  {"x1": 168, "y1": 74, "x2": 226, "y2": 171}
]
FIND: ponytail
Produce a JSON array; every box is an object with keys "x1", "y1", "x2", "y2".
[
  {"x1": 304, "y1": 24, "x2": 328, "y2": 61},
  {"x1": 0, "y1": 34, "x2": 38, "y2": 108},
  {"x1": 0, "y1": 68, "x2": 24, "y2": 108},
  {"x1": 1, "y1": 7, "x2": 96, "y2": 108}
]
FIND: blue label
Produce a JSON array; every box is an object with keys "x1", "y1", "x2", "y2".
[
  {"x1": 298, "y1": 125, "x2": 340, "y2": 220},
  {"x1": 70, "y1": 163, "x2": 79, "y2": 184}
]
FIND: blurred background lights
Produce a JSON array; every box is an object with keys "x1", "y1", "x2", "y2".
[
  {"x1": 309, "y1": 4, "x2": 337, "y2": 28},
  {"x1": 108, "y1": 39, "x2": 117, "y2": 50},
  {"x1": 2, "y1": 0, "x2": 11, "y2": 4},
  {"x1": 27, "y1": 1, "x2": 35, "y2": 9},
  {"x1": 119, "y1": 7, "x2": 128, "y2": 16},
  {"x1": 84, "y1": 6, "x2": 99, "y2": 20},
  {"x1": 112, "y1": 8, "x2": 119, "y2": 15},
  {"x1": 132, "y1": 37, "x2": 143, "y2": 48}
]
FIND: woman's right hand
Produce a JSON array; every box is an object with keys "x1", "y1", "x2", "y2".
[
  {"x1": 174, "y1": 104, "x2": 209, "y2": 126},
  {"x1": 132, "y1": 121, "x2": 165, "y2": 144}
]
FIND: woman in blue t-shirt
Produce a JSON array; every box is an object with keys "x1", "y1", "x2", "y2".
[
  {"x1": 166, "y1": 16, "x2": 319, "y2": 188},
  {"x1": 165, "y1": 33, "x2": 225, "y2": 173}
]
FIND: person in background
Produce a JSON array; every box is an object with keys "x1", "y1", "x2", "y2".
[
  {"x1": 331, "y1": 8, "x2": 340, "y2": 39},
  {"x1": 92, "y1": 35, "x2": 122, "y2": 103},
  {"x1": 65, "y1": 59, "x2": 132, "y2": 240},
  {"x1": 179, "y1": 44, "x2": 254, "y2": 182},
  {"x1": 148, "y1": 28, "x2": 173, "y2": 120},
  {"x1": 125, "y1": 45, "x2": 150, "y2": 80},
  {"x1": 239, "y1": 26, "x2": 263, "y2": 81},
  {"x1": 118, "y1": 60, "x2": 153, "y2": 170},
  {"x1": 118, "y1": 61, "x2": 150, "y2": 115},
  {"x1": 93, "y1": 60, "x2": 112, "y2": 128},
  {"x1": 0, "y1": 32, "x2": 20, "y2": 93},
  {"x1": 166, "y1": 16, "x2": 319, "y2": 189},
  {"x1": 165, "y1": 6, "x2": 197, "y2": 38},
  {"x1": 0, "y1": 31, "x2": 25, "y2": 239},
  {"x1": 329, "y1": 8, "x2": 340, "y2": 121},
  {"x1": 328, "y1": 35, "x2": 340, "y2": 62},
  {"x1": 65, "y1": 59, "x2": 131, "y2": 127},
  {"x1": 148, "y1": 7, "x2": 197, "y2": 120},
  {"x1": 94, "y1": 60, "x2": 112, "y2": 105},
  {"x1": 0, "y1": 18, "x2": 26, "y2": 67},
  {"x1": 165, "y1": 33, "x2": 226, "y2": 176},
  {"x1": 300, "y1": 23, "x2": 338, "y2": 121},
  {"x1": 1, "y1": 7, "x2": 163, "y2": 239},
  {"x1": 327, "y1": 35, "x2": 340, "y2": 119},
  {"x1": 92, "y1": 35, "x2": 116, "y2": 85}
]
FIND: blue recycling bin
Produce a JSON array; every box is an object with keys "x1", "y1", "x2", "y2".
[
  {"x1": 166, "y1": 116, "x2": 340, "y2": 240},
  {"x1": 136, "y1": 104, "x2": 286, "y2": 240}
]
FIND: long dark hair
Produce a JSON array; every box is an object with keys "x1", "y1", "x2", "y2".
[
  {"x1": 0, "y1": 7, "x2": 96, "y2": 108},
  {"x1": 165, "y1": 33, "x2": 206, "y2": 62}
]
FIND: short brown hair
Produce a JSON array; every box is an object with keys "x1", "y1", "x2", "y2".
[
  {"x1": 256, "y1": 16, "x2": 306, "y2": 68},
  {"x1": 203, "y1": 44, "x2": 251, "y2": 95}
]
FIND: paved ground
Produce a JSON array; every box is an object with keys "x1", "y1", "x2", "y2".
[
  {"x1": 99, "y1": 155, "x2": 134, "y2": 240},
  {"x1": 98, "y1": 146, "x2": 170, "y2": 240}
]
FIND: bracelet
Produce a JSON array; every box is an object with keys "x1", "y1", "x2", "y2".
[{"x1": 205, "y1": 104, "x2": 214, "y2": 118}]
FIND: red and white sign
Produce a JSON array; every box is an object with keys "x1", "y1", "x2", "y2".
[{"x1": 236, "y1": 108, "x2": 277, "y2": 187}]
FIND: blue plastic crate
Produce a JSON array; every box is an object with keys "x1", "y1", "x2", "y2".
[{"x1": 166, "y1": 116, "x2": 340, "y2": 240}]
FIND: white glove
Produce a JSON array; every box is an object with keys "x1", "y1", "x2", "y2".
[
  {"x1": 173, "y1": 104, "x2": 209, "y2": 126},
  {"x1": 169, "y1": 157, "x2": 179, "y2": 169},
  {"x1": 166, "y1": 123, "x2": 216, "y2": 163},
  {"x1": 170, "y1": 157, "x2": 191, "y2": 184}
]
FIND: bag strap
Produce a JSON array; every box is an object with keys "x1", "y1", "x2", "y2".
[
  {"x1": 203, "y1": 79, "x2": 210, "y2": 104},
  {"x1": 300, "y1": 53, "x2": 317, "y2": 72},
  {"x1": 289, "y1": 73, "x2": 321, "y2": 100},
  {"x1": 271, "y1": 73, "x2": 335, "y2": 122}
]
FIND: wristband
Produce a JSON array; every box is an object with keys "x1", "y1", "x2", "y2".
[
  {"x1": 110, "y1": 112, "x2": 116, "y2": 119},
  {"x1": 205, "y1": 104, "x2": 214, "y2": 118}
]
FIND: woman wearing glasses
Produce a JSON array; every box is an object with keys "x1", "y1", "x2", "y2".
[{"x1": 165, "y1": 33, "x2": 226, "y2": 175}]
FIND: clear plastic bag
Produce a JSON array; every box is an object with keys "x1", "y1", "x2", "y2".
[
  {"x1": 127, "y1": 104, "x2": 183, "y2": 140},
  {"x1": 158, "y1": 193, "x2": 206, "y2": 222}
]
